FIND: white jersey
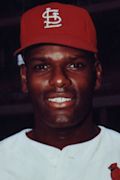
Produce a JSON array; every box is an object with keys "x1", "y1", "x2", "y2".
[{"x1": 0, "y1": 126, "x2": 120, "y2": 180}]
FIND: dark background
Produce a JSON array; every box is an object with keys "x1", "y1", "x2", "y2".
[{"x1": 0, "y1": 0, "x2": 120, "y2": 140}]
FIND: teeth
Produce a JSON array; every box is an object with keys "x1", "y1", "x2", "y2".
[{"x1": 48, "y1": 97, "x2": 72, "y2": 103}]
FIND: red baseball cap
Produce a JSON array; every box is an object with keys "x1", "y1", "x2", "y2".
[{"x1": 15, "y1": 2, "x2": 97, "y2": 55}]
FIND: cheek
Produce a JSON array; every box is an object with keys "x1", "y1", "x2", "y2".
[
  {"x1": 27, "y1": 75, "x2": 48, "y2": 95},
  {"x1": 72, "y1": 73, "x2": 94, "y2": 91},
  {"x1": 71, "y1": 73, "x2": 95, "y2": 104}
]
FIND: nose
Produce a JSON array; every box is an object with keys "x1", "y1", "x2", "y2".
[{"x1": 49, "y1": 67, "x2": 71, "y2": 88}]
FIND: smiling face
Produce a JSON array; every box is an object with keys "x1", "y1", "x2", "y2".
[{"x1": 21, "y1": 45, "x2": 102, "y2": 129}]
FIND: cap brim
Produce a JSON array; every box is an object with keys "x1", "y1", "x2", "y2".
[{"x1": 14, "y1": 34, "x2": 97, "y2": 56}]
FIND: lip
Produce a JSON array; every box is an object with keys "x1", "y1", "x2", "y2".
[
  {"x1": 45, "y1": 93, "x2": 76, "y2": 109},
  {"x1": 46, "y1": 92, "x2": 75, "y2": 99}
]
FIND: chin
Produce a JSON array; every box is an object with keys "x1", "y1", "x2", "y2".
[
  {"x1": 45, "y1": 122, "x2": 77, "y2": 129},
  {"x1": 44, "y1": 114, "x2": 81, "y2": 129}
]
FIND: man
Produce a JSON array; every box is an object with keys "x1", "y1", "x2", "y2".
[{"x1": 0, "y1": 2, "x2": 120, "y2": 180}]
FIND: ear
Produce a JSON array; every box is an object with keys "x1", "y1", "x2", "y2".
[
  {"x1": 20, "y1": 65, "x2": 28, "y2": 93},
  {"x1": 94, "y1": 61, "x2": 103, "y2": 91}
]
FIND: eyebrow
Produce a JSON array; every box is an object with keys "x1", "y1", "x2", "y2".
[
  {"x1": 25, "y1": 57, "x2": 48, "y2": 64},
  {"x1": 66, "y1": 54, "x2": 93, "y2": 61}
]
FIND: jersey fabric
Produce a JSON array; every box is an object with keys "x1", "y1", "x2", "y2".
[{"x1": 0, "y1": 126, "x2": 120, "y2": 180}]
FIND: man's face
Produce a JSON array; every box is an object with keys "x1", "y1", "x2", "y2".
[{"x1": 21, "y1": 45, "x2": 102, "y2": 129}]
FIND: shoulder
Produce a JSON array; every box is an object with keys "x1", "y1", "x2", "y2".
[
  {"x1": 0, "y1": 129, "x2": 31, "y2": 152},
  {"x1": 100, "y1": 126, "x2": 120, "y2": 138},
  {"x1": 100, "y1": 126, "x2": 120, "y2": 148}
]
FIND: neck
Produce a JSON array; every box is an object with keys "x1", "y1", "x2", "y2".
[{"x1": 27, "y1": 113, "x2": 100, "y2": 150}]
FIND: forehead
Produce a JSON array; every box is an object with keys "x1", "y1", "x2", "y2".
[
  {"x1": 24, "y1": 44, "x2": 92, "y2": 55},
  {"x1": 23, "y1": 44, "x2": 94, "y2": 64}
]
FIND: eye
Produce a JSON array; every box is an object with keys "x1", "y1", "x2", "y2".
[
  {"x1": 67, "y1": 62, "x2": 86, "y2": 71},
  {"x1": 32, "y1": 63, "x2": 51, "y2": 72}
]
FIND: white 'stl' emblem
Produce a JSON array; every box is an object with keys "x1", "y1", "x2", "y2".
[{"x1": 42, "y1": 7, "x2": 62, "y2": 29}]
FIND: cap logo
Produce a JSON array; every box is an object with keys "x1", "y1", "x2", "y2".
[{"x1": 42, "y1": 7, "x2": 62, "y2": 29}]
